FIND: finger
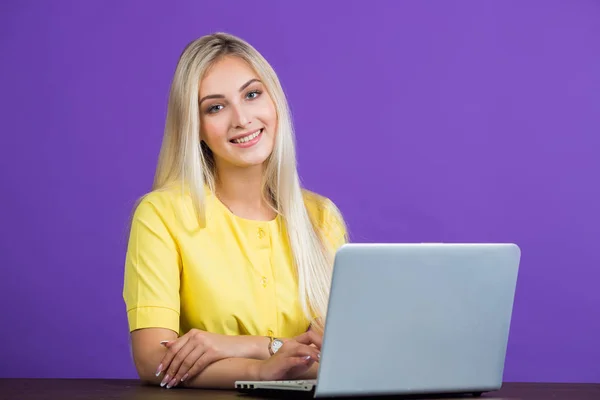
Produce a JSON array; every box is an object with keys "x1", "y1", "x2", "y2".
[
  {"x1": 171, "y1": 345, "x2": 207, "y2": 386},
  {"x1": 307, "y1": 347, "x2": 321, "y2": 361},
  {"x1": 295, "y1": 331, "x2": 323, "y2": 349},
  {"x1": 157, "y1": 335, "x2": 189, "y2": 376},
  {"x1": 156, "y1": 336, "x2": 189, "y2": 382},
  {"x1": 307, "y1": 330, "x2": 323, "y2": 348},
  {"x1": 181, "y1": 351, "x2": 218, "y2": 383},
  {"x1": 283, "y1": 343, "x2": 320, "y2": 361},
  {"x1": 287, "y1": 355, "x2": 313, "y2": 370},
  {"x1": 161, "y1": 342, "x2": 197, "y2": 387},
  {"x1": 306, "y1": 345, "x2": 321, "y2": 361}
]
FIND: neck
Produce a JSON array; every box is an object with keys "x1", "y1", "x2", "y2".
[{"x1": 214, "y1": 162, "x2": 275, "y2": 221}]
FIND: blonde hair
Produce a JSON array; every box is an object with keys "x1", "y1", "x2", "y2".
[{"x1": 151, "y1": 32, "x2": 345, "y2": 332}]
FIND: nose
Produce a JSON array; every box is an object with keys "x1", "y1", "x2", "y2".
[{"x1": 231, "y1": 103, "x2": 251, "y2": 128}]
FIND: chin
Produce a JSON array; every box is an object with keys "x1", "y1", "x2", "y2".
[
  {"x1": 230, "y1": 141, "x2": 274, "y2": 168},
  {"x1": 234, "y1": 153, "x2": 272, "y2": 168}
]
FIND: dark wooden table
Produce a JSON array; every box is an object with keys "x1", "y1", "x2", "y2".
[{"x1": 1, "y1": 379, "x2": 598, "y2": 400}]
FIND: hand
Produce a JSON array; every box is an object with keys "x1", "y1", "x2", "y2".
[
  {"x1": 256, "y1": 331, "x2": 322, "y2": 381},
  {"x1": 156, "y1": 329, "x2": 234, "y2": 388},
  {"x1": 302, "y1": 329, "x2": 323, "y2": 349}
]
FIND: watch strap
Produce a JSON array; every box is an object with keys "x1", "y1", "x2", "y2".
[{"x1": 268, "y1": 335, "x2": 275, "y2": 356}]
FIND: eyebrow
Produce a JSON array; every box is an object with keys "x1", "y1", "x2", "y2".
[{"x1": 198, "y1": 78, "x2": 262, "y2": 105}]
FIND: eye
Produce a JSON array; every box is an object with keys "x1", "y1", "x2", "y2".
[
  {"x1": 207, "y1": 104, "x2": 223, "y2": 114},
  {"x1": 246, "y1": 90, "x2": 261, "y2": 100}
]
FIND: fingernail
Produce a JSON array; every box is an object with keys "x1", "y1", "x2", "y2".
[
  {"x1": 155, "y1": 364, "x2": 163, "y2": 376},
  {"x1": 317, "y1": 353, "x2": 321, "y2": 359},
  {"x1": 166, "y1": 377, "x2": 177, "y2": 389},
  {"x1": 181, "y1": 373, "x2": 189, "y2": 382},
  {"x1": 160, "y1": 340, "x2": 169, "y2": 346},
  {"x1": 305, "y1": 356, "x2": 311, "y2": 360},
  {"x1": 160, "y1": 374, "x2": 170, "y2": 387}
]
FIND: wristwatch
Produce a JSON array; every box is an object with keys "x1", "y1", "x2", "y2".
[{"x1": 268, "y1": 336, "x2": 284, "y2": 356}]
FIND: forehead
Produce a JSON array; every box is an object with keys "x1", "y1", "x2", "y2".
[{"x1": 199, "y1": 56, "x2": 259, "y2": 95}]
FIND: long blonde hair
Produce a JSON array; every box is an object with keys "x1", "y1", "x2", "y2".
[{"x1": 152, "y1": 32, "x2": 345, "y2": 332}]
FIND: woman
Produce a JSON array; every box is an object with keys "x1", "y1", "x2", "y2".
[{"x1": 123, "y1": 32, "x2": 348, "y2": 390}]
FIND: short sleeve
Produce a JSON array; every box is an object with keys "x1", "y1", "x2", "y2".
[
  {"x1": 123, "y1": 196, "x2": 181, "y2": 333},
  {"x1": 321, "y1": 199, "x2": 348, "y2": 253}
]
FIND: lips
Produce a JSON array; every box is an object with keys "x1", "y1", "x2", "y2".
[{"x1": 230, "y1": 128, "x2": 263, "y2": 144}]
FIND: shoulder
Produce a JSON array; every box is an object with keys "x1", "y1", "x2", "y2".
[
  {"x1": 302, "y1": 189, "x2": 347, "y2": 246},
  {"x1": 135, "y1": 187, "x2": 182, "y2": 213},
  {"x1": 302, "y1": 189, "x2": 340, "y2": 223},
  {"x1": 131, "y1": 185, "x2": 196, "y2": 227}
]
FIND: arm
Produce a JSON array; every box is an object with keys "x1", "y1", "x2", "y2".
[
  {"x1": 180, "y1": 335, "x2": 321, "y2": 389},
  {"x1": 179, "y1": 358, "x2": 263, "y2": 389},
  {"x1": 130, "y1": 327, "x2": 178, "y2": 385},
  {"x1": 131, "y1": 327, "x2": 262, "y2": 389},
  {"x1": 131, "y1": 328, "x2": 320, "y2": 389},
  {"x1": 130, "y1": 327, "x2": 288, "y2": 387},
  {"x1": 181, "y1": 357, "x2": 316, "y2": 389}
]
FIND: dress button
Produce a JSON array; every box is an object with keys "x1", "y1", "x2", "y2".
[
  {"x1": 258, "y1": 228, "x2": 265, "y2": 239},
  {"x1": 261, "y1": 276, "x2": 268, "y2": 287}
]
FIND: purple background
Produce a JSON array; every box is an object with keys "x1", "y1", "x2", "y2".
[{"x1": 1, "y1": 0, "x2": 598, "y2": 383}]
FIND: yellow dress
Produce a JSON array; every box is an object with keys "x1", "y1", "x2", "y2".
[{"x1": 123, "y1": 185, "x2": 347, "y2": 339}]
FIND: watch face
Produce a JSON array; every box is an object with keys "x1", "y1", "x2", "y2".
[{"x1": 272, "y1": 339, "x2": 284, "y2": 353}]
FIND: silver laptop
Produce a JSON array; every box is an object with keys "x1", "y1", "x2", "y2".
[{"x1": 236, "y1": 243, "x2": 521, "y2": 398}]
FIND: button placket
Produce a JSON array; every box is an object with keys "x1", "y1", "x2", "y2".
[
  {"x1": 253, "y1": 223, "x2": 277, "y2": 340},
  {"x1": 257, "y1": 227, "x2": 266, "y2": 239}
]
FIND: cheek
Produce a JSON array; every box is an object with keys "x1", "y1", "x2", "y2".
[
  {"x1": 262, "y1": 100, "x2": 278, "y2": 127},
  {"x1": 201, "y1": 117, "x2": 228, "y2": 144}
]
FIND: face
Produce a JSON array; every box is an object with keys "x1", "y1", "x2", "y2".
[{"x1": 198, "y1": 56, "x2": 277, "y2": 170}]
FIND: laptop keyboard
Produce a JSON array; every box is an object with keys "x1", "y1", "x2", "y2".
[
  {"x1": 236, "y1": 379, "x2": 317, "y2": 391},
  {"x1": 263, "y1": 380, "x2": 317, "y2": 385}
]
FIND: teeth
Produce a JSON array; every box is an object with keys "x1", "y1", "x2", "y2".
[{"x1": 232, "y1": 129, "x2": 261, "y2": 144}]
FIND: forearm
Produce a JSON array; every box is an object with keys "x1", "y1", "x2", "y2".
[
  {"x1": 182, "y1": 356, "x2": 318, "y2": 389},
  {"x1": 133, "y1": 330, "x2": 298, "y2": 388},
  {"x1": 134, "y1": 333, "x2": 267, "y2": 386},
  {"x1": 233, "y1": 335, "x2": 272, "y2": 360},
  {"x1": 181, "y1": 357, "x2": 262, "y2": 389}
]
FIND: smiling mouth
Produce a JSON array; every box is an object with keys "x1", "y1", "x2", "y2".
[{"x1": 230, "y1": 129, "x2": 263, "y2": 144}]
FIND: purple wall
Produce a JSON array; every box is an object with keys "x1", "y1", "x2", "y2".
[{"x1": 1, "y1": 0, "x2": 598, "y2": 383}]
